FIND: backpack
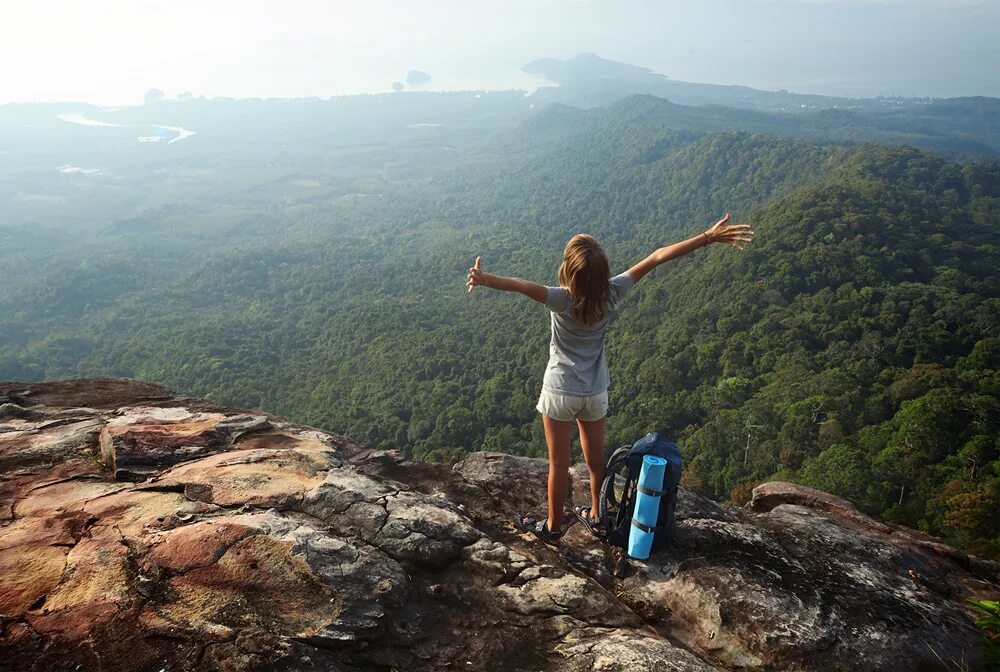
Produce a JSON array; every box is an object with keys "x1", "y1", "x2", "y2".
[{"x1": 597, "y1": 431, "x2": 682, "y2": 555}]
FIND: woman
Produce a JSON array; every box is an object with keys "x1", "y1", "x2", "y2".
[{"x1": 466, "y1": 214, "x2": 753, "y2": 545}]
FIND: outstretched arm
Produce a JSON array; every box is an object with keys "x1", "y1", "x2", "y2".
[
  {"x1": 466, "y1": 256, "x2": 547, "y2": 304},
  {"x1": 627, "y1": 214, "x2": 753, "y2": 284}
]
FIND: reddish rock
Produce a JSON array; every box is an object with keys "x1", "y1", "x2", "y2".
[
  {"x1": 99, "y1": 407, "x2": 272, "y2": 481},
  {"x1": 149, "y1": 520, "x2": 258, "y2": 572},
  {"x1": 0, "y1": 540, "x2": 68, "y2": 617},
  {"x1": 0, "y1": 377, "x2": 172, "y2": 409}
]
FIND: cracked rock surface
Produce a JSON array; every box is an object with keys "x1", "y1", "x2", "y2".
[{"x1": 0, "y1": 378, "x2": 997, "y2": 671}]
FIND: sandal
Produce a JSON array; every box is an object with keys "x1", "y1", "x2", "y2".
[
  {"x1": 514, "y1": 515, "x2": 563, "y2": 547},
  {"x1": 573, "y1": 506, "x2": 604, "y2": 538}
]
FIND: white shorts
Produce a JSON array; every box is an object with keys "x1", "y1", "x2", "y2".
[{"x1": 536, "y1": 389, "x2": 609, "y2": 422}]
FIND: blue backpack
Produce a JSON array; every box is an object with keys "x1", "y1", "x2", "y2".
[{"x1": 597, "y1": 432, "x2": 682, "y2": 553}]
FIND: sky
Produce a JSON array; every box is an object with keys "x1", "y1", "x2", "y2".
[{"x1": 2, "y1": 0, "x2": 998, "y2": 105}]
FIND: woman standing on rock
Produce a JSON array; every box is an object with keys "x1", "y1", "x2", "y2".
[{"x1": 466, "y1": 215, "x2": 753, "y2": 545}]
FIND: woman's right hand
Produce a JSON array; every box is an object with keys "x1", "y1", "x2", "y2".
[
  {"x1": 704, "y1": 214, "x2": 754, "y2": 250},
  {"x1": 467, "y1": 256, "x2": 486, "y2": 292}
]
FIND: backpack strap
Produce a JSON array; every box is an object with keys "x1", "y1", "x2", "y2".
[
  {"x1": 636, "y1": 485, "x2": 666, "y2": 497},
  {"x1": 598, "y1": 445, "x2": 633, "y2": 528},
  {"x1": 601, "y1": 445, "x2": 633, "y2": 508},
  {"x1": 630, "y1": 518, "x2": 666, "y2": 534}
]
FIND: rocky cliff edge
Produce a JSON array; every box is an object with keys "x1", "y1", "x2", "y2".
[{"x1": 1, "y1": 378, "x2": 997, "y2": 671}]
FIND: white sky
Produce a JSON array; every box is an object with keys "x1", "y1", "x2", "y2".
[{"x1": 2, "y1": 0, "x2": 998, "y2": 105}]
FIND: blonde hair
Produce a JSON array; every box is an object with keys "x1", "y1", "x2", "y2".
[{"x1": 558, "y1": 234, "x2": 611, "y2": 325}]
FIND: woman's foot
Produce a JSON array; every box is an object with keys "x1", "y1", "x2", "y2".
[
  {"x1": 515, "y1": 515, "x2": 563, "y2": 547},
  {"x1": 573, "y1": 505, "x2": 604, "y2": 538}
]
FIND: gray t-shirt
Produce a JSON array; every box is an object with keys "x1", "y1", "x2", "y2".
[{"x1": 542, "y1": 272, "x2": 634, "y2": 396}]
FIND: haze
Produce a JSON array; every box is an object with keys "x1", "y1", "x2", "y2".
[{"x1": 2, "y1": 0, "x2": 999, "y2": 105}]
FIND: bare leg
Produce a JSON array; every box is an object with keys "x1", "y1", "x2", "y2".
[
  {"x1": 577, "y1": 416, "x2": 606, "y2": 520},
  {"x1": 542, "y1": 414, "x2": 573, "y2": 533}
]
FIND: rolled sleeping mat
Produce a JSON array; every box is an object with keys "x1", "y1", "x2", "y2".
[{"x1": 627, "y1": 455, "x2": 667, "y2": 560}]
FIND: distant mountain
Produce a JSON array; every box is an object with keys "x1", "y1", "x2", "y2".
[
  {"x1": 523, "y1": 53, "x2": 855, "y2": 111},
  {"x1": 514, "y1": 57, "x2": 1000, "y2": 157},
  {"x1": 522, "y1": 52, "x2": 663, "y2": 84},
  {"x1": 522, "y1": 53, "x2": 1000, "y2": 133}
]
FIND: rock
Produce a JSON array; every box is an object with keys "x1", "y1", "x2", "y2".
[
  {"x1": 497, "y1": 564, "x2": 618, "y2": 620},
  {"x1": 751, "y1": 481, "x2": 1000, "y2": 585},
  {"x1": 0, "y1": 514, "x2": 77, "y2": 617},
  {"x1": 676, "y1": 484, "x2": 738, "y2": 522},
  {"x1": 375, "y1": 490, "x2": 483, "y2": 568},
  {"x1": 0, "y1": 376, "x2": 172, "y2": 409},
  {"x1": 0, "y1": 415, "x2": 105, "y2": 476},
  {"x1": 553, "y1": 623, "x2": 721, "y2": 672},
  {"x1": 0, "y1": 378, "x2": 996, "y2": 672},
  {"x1": 463, "y1": 538, "x2": 531, "y2": 583},
  {"x1": 0, "y1": 403, "x2": 43, "y2": 421},
  {"x1": 614, "y1": 502, "x2": 993, "y2": 671},
  {"x1": 100, "y1": 407, "x2": 272, "y2": 480},
  {"x1": 455, "y1": 451, "x2": 577, "y2": 527},
  {"x1": 749, "y1": 480, "x2": 860, "y2": 514}
]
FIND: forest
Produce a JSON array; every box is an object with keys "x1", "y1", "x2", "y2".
[{"x1": 1, "y1": 91, "x2": 997, "y2": 558}]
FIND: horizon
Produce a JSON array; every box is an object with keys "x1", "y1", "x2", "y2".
[{"x1": 4, "y1": 0, "x2": 999, "y2": 107}]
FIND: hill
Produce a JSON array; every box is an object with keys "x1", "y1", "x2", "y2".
[
  {"x1": 522, "y1": 55, "x2": 1000, "y2": 156},
  {"x1": 522, "y1": 52, "x2": 662, "y2": 84}
]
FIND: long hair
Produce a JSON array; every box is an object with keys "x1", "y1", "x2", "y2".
[{"x1": 557, "y1": 234, "x2": 611, "y2": 325}]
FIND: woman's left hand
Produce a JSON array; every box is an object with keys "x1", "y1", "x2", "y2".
[{"x1": 704, "y1": 214, "x2": 754, "y2": 250}]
